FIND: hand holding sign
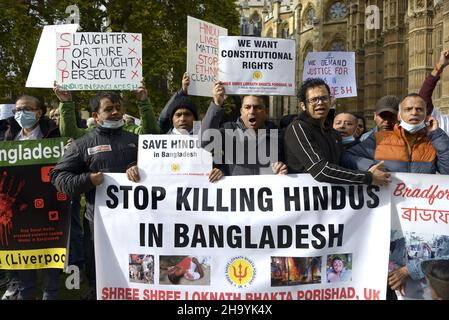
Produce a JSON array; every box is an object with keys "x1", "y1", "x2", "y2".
[
  {"x1": 90, "y1": 172, "x2": 104, "y2": 186},
  {"x1": 369, "y1": 161, "x2": 391, "y2": 186},
  {"x1": 182, "y1": 72, "x2": 190, "y2": 95},
  {"x1": 53, "y1": 81, "x2": 73, "y2": 102},
  {"x1": 212, "y1": 81, "x2": 226, "y2": 107},
  {"x1": 135, "y1": 78, "x2": 148, "y2": 102},
  {"x1": 126, "y1": 165, "x2": 140, "y2": 183}
]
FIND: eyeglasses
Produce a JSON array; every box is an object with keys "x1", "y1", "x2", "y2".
[
  {"x1": 306, "y1": 95, "x2": 330, "y2": 105},
  {"x1": 12, "y1": 107, "x2": 41, "y2": 114}
]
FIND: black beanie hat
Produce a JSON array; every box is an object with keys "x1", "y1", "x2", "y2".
[{"x1": 168, "y1": 95, "x2": 198, "y2": 123}]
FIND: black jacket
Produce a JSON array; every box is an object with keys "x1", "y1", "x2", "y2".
[
  {"x1": 201, "y1": 102, "x2": 283, "y2": 176},
  {"x1": 284, "y1": 111, "x2": 372, "y2": 185},
  {"x1": 50, "y1": 126, "x2": 138, "y2": 222}
]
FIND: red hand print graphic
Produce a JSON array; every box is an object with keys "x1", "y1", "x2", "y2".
[{"x1": 0, "y1": 171, "x2": 26, "y2": 246}]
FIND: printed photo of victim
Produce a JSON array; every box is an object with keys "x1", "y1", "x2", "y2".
[
  {"x1": 271, "y1": 256, "x2": 322, "y2": 286},
  {"x1": 159, "y1": 256, "x2": 211, "y2": 285},
  {"x1": 326, "y1": 254, "x2": 353, "y2": 283},
  {"x1": 128, "y1": 254, "x2": 154, "y2": 284}
]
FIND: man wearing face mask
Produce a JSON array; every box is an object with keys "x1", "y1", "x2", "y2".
[
  {"x1": 50, "y1": 91, "x2": 140, "y2": 300},
  {"x1": 3, "y1": 95, "x2": 59, "y2": 141},
  {"x1": 53, "y1": 80, "x2": 159, "y2": 139},
  {"x1": 333, "y1": 112, "x2": 359, "y2": 149},
  {"x1": 342, "y1": 93, "x2": 449, "y2": 174}
]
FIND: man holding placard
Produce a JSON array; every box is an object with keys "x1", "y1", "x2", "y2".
[
  {"x1": 128, "y1": 73, "x2": 224, "y2": 183},
  {"x1": 201, "y1": 81, "x2": 287, "y2": 176},
  {"x1": 50, "y1": 91, "x2": 141, "y2": 300},
  {"x1": 53, "y1": 79, "x2": 159, "y2": 139}
]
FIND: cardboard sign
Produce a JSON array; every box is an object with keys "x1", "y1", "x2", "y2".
[
  {"x1": 219, "y1": 36, "x2": 296, "y2": 96},
  {"x1": 303, "y1": 52, "x2": 357, "y2": 98},
  {"x1": 26, "y1": 24, "x2": 79, "y2": 88},
  {"x1": 138, "y1": 135, "x2": 212, "y2": 176},
  {"x1": 0, "y1": 104, "x2": 15, "y2": 120},
  {"x1": 187, "y1": 16, "x2": 227, "y2": 97},
  {"x1": 56, "y1": 32, "x2": 142, "y2": 91}
]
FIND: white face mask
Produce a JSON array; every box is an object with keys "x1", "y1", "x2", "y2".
[
  {"x1": 400, "y1": 120, "x2": 426, "y2": 134},
  {"x1": 341, "y1": 135, "x2": 355, "y2": 145},
  {"x1": 100, "y1": 119, "x2": 124, "y2": 129}
]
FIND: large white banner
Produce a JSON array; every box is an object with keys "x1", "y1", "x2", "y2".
[
  {"x1": 138, "y1": 135, "x2": 212, "y2": 176},
  {"x1": 56, "y1": 32, "x2": 142, "y2": 91},
  {"x1": 95, "y1": 174, "x2": 391, "y2": 300},
  {"x1": 219, "y1": 36, "x2": 296, "y2": 96},
  {"x1": 187, "y1": 16, "x2": 227, "y2": 97},
  {"x1": 303, "y1": 52, "x2": 357, "y2": 98},
  {"x1": 390, "y1": 173, "x2": 449, "y2": 300}
]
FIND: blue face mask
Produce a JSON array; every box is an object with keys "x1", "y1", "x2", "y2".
[
  {"x1": 100, "y1": 119, "x2": 124, "y2": 129},
  {"x1": 14, "y1": 110, "x2": 39, "y2": 129},
  {"x1": 341, "y1": 135, "x2": 356, "y2": 145},
  {"x1": 400, "y1": 120, "x2": 426, "y2": 134}
]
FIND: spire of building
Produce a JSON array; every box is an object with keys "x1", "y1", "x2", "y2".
[{"x1": 263, "y1": 0, "x2": 269, "y2": 14}]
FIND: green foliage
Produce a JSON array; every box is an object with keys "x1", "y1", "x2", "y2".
[{"x1": 0, "y1": 0, "x2": 239, "y2": 117}]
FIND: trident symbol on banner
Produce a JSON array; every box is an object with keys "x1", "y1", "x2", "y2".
[{"x1": 232, "y1": 263, "x2": 248, "y2": 284}]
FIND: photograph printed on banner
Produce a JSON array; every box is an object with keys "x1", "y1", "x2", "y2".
[
  {"x1": 326, "y1": 254, "x2": 353, "y2": 283},
  {"x1": 159, "y1": 255, "x2": 211, "y2": 285},
  {"x1": 390, "y1": 230, "x2": 449, "y2": 271},
  {"x1": 271, "y1": 256, "x2": 322, "y2": 286},
  {"x1": 128, "y1": 254, "x2": 154, "y2": 284},
  {"x1": 389, "y1": 231, "x2": 449, "y2": 299},
  {"x1": 405, "y1": 232, "x2": 449, "y2": 260}
]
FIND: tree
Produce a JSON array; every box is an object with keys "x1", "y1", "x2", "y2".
[{"x1": 0, "y1": 0, "x2": 239, "y2": 117}]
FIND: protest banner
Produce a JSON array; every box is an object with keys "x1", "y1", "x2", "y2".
[
  {"x1": 26, "y1": 24, "x2": 79, "y2": 88},
  {"x1": 0, "y1": 104, "x2": 15, "y2": 120},
  {"x1": 187, "y1": 16, "x2": 227, "y2": 97},
  {"x1": 95, "y1": 174, "x2": 391, "y2": 300},
  {"x1": 219, "y1": 36, "x2": 296, "y2": 96},
  {"x1": 138, "y1": 135, "x2": 212, "y2": 176},
  {"x1": 303, "y1": 52, "x2": 357, "y2": 98},
  {"x1": 55, "y1": 32, "x2": 142, "y2": 91},
  {"x1": 390, "y1": 173, "x2": 449, "y2": 300},
  {"x1": 0, "y1": 138, "x2": 70, "y2": 270}
]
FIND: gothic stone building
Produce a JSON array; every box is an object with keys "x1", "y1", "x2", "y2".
[{"x1": 237, "y1": 0, "x2": 449, "y2": 128}]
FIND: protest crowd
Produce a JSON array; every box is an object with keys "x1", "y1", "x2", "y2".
[{"x1": 1, "y1": 16, "x2": 449, "y2": 302}]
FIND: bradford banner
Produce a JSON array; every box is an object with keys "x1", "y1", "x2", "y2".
[
  {"x1": 95, "y1": 173, "x2": 391, "y2": 300},
  {"x1": 390, "y1": 173, "x2": 449, "y2": 300},
  {"x1": 0, "y1": 138, "x2": 70, "y2": 270}
]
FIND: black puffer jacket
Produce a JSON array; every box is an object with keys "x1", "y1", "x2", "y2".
[{"x1": 50, "y1": 126, "x2": 138, "y2": 222}]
